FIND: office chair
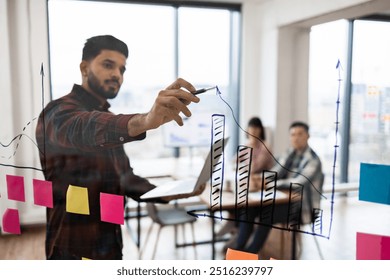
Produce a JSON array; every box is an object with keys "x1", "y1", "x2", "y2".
[{"x1": 139, "y1": 203, "x2": 198, "y2": 259}]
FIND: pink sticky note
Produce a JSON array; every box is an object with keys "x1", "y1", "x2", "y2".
[
  {"x1": 33, "y1": 179, "x2": 53, "y2": 208},
  {"x1": 100, "y1": 193, "x2": 124, "y2": 225},
  {"x1": 6, "y1": 175, "x2": 25, "y2": 202},
  {"x1": 356, "y1": 232, "x2": 390, "y2": 260},
  {"x1": 2, "y1": 208, "x2": 21, "y2": 234}
]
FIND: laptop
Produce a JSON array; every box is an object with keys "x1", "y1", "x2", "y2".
[{"x1": 140, "y1": 138, "x2": 229, "y2": 201}]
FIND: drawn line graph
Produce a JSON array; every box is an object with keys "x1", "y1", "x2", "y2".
[
  {"x1": 0, "y1": 122, "x2": 43, "y2": 171},
  {"x1": 187, "y1": 79, "x2": 341, "y2": 241},
  {"x1": 216, "y1": 86, "x2": 326, "y2": 201},
  {"x1": 0, "y1": 64, "x2": 45, "y2": 171},
  {"x1": 0, "y1": 133, "x2": 43, "y2": 171},
  {"x1": 0, "y1": 118, "x2": 39, "y2": 158}
]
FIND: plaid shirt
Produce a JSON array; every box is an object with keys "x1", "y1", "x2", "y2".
[
  {"x1": 271, "y1": 146, "x2": 323, "y2": 224},
  {"x1": 36, "y1": 84, "x2": 152, "y2": 259}
]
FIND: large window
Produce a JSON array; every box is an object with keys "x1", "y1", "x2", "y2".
[
  {"x1": 349, "y1": 20, "x2": 390, "y2": 181},
  {"x1": 309, "y1": 18, "x2": 390, "y2": 184},
  {"x1": 48, "y1": 0, "x2": 241, "y2": 159},
  {"x1": 308, "y1": 20, "x2": 349, "y2": 184}
]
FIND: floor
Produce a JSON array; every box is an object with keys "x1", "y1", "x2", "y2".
[{"x1": 1, "y1": 191, "x2": 390, "y2": 260}]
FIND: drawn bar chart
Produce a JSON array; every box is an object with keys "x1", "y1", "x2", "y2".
[
  {"x1": 234, "y1": 145, "x2": 252, "y2": 220},
  {"x1": 312, "y1": 208, "x2": 323, "y2": 235},
  {"x1": 258, "y1": 170, "x2": 277, "y2": 225},
  {"x1": 287, "y1": 183, "x2": 304, "y2": 230},
  {"x1": 210, "y1": 114, "x2": 225, "y2": 216}
]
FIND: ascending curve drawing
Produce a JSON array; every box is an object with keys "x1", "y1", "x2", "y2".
[
  {"x1": 0, "y1": 118, "x2": 39, "y2": 159},
  {"x1": 0, "y1": 120, "x2": 43, "y2": 171},
  {"x1": 0, "y1": 64, "x2": 45, "y2": 171}
]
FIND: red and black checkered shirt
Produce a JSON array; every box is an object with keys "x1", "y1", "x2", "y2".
[{"x1": 36, "y1": 84, "x2": 153, "y2": 259}]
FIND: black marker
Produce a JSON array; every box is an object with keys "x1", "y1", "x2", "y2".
[{"x1": 192, "y1": 86, "x2": 216, "y2": 95}]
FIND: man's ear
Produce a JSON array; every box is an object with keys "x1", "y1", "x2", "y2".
[{"x1": 80, "y1": 61, "x2": 88, "y2": 77}]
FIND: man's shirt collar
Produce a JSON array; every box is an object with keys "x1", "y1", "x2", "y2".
[{"x1": 72, "y1": 84, "x2": 111, "y2": 111}]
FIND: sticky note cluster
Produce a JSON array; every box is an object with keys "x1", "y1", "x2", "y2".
[
  {"x1": 1, "y1": 176, "x2": 54, "y2": 234},
  {"x1": 357, "y1": 163, "x2": 390, "y2": 260},
  {"x1": 5, "y1": 175, "x2": 53, "y2": 207},
  {"x1": 1, "y1": 175, "x2": 124, "y2": 236}
]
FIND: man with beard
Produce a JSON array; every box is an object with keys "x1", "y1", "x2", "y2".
[{"x1": 36, "y1": 35, "x2": 199, "y2": 260}]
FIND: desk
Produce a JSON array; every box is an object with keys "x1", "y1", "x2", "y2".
[{"x1": 198, "y1": 189, "x2": 290, "y2": 259}]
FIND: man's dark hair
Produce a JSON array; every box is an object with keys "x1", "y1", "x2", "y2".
[
  {"x1": 82, "y1": 35, "x2": 128, "y2": 61},
  {"x1": 290, "y1": 121, "x2": 309, "y2": 133}
]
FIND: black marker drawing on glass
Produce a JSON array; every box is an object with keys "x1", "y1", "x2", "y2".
[
  {"x1": 326, "y1": 60, "x2": 343, "y2": 238},
  {"x1": 0, "y1": 64, "x2": 45, "y2": 172},
  {"x1": 1, "y1": 61, "x2": 341, "y2": 251},
  {"x1": 210, "y1": 114, "x2": 226, "y2": 220},
  {"x1": 235, "y1": 145, "x2": 252, "y2": 221},
  {"x1": 187, "y1": 80, "x2": 340, "y2": 244}
]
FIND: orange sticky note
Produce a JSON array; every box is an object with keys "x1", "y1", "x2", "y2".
[
  {"x1": 6, "y1": 175, "x2": 25, "y2": 202},
  {"x1": 2, "y1": 208, "x2": 21, "y2": 234},
  {"x1": 225, "y1": 248, "x2": 258, "y2": 260},
  {"x1": 66, "y1": 185, "x2": 90, "y2": 215}
]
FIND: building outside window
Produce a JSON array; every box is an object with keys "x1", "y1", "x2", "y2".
[{"x1": 309, "y1": 18, "x2": 390, "y2": 185}]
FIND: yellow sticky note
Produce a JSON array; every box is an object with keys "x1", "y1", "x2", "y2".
[{"x1": 66, "y1": 185, "x2": 90, "y2": 215}]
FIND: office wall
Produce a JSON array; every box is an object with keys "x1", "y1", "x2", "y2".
[
  {"x1": 1, "y1": 0, "x2": 390, "y2": 225},
  {"x1": 240, "y1": 0, "x2": 390, "y2": 154}
]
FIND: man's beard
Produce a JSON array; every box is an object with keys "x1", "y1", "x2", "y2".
[{"x1": 87, "y1": 71, "x2": 120, "y2": 99}]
